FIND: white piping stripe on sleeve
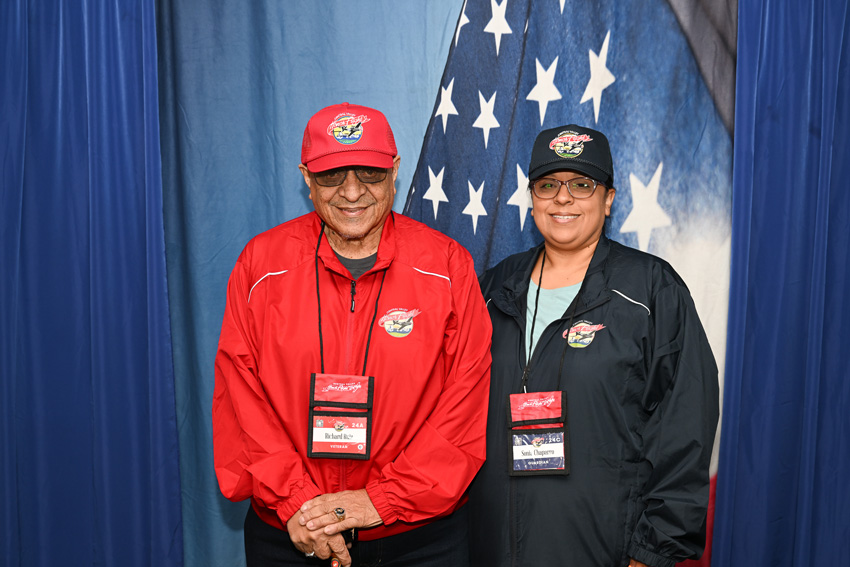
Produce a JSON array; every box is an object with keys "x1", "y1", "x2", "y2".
[
  {"x1": 611, "y1": 289, "x2": 651, "y2": 315},
  {"x1": 413, "y1": 267, "x2": 452, "y2": 286},
  {"x1": 248, "y1": 270, "x2": 288, "y2": 303}
]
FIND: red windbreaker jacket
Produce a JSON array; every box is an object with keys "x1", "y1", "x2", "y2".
[{"x1": 213, "y1": 212, "x2": 492, "y2": 540}]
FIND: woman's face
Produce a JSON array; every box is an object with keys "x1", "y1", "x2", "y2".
[{"x1": 530, "y1": 169, "x2": 615, "y2": 254}]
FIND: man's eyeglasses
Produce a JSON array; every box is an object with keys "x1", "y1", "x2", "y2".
[
  {"x1": 529, "y1": 176, "x2": 600, "y2": 200},
  {"x1": 312, "y1": 167, "x2": 389, "y2": 187}
]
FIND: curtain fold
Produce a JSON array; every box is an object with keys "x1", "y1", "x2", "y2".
[
  {"x1": 1, "y1": 1, "x2": 183, "y2": 565},
  {"x1": 4, "y1": 0, "x2": 848, "y2": 564},
  {"x1": 714, "y1": 0, "x2": 850, "y2": 564}
]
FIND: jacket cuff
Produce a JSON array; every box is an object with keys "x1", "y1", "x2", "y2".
[
  {"x1": 365, "y1": 479, "x2": 398, "y2": 525},
  {"x1": 627, "y1": 543, "x2": 676, "y2": 567},
  {"x1": 275, "y1": 484, "x2": 323, "y2": 527}
]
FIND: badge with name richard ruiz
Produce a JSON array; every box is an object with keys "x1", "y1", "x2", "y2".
[
  {"x1": 310, "y1": 414, "x2": 369, "y2": 457},
  {"x1": 308, "y1": 373, "x2": 374, "y2": 460},
  {"x1": 507, "y1": 390, "x2": 569, "y2": 476}
]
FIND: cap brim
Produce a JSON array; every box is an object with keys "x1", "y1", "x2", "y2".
[
  {"x1": 306, "y1": 150, "x2": 395, "y2": 173},
  {"x1": 529, "y1": 160, "x2": 613, "y2": 187}
]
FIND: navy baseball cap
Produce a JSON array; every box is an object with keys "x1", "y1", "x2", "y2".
[{"x1": 528, "y1": 125, "x2": 614, "y2": 187}]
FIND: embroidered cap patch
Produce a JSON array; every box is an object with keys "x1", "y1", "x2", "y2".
[
  {"x1": 549, "y1": 130, "x2": 593, "y2": 159},
  {"x1": 327, "y1": 112, "x2": 371, "y2": 145}
]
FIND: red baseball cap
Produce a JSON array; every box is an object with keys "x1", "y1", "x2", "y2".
[{"x1": 301, "y1": 102, "x2": 398, "y2": 172}]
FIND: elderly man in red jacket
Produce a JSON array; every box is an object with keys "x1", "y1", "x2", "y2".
[{"x1": 213, "y1": 102, "x2": 492, "y2": 567}]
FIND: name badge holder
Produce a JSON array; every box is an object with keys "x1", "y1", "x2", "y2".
[
  {"x1": 507, "y1": 390, "x2": 569, "y2": 476},
  {"x1": 308, "y1": 373, "x2": 374, "y2": 460},
  {"x1": 307, "y1": 225, "x2": 387, "y2": 462}
]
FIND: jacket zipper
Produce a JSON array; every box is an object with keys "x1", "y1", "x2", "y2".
[
  {"x1": 344, "y1": 279, "x2": 356, "y2": 376},
  {"x1": 342, "y1": 278, "x2": 357, "y2": 491},
  {"x1": 510, "y1": 477, "x2": 518, "y2": 567},
  {"x1": 507, "y1": 296, "x2": 614, "y2": 565}
]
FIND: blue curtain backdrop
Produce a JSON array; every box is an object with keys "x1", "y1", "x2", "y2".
[
  {"x1": 155, "y1": 2, "x2": 458, "y2": 565},
  {"x1": 713, "y1": 0, "x2": 850, "y2": 564},
  {"x1": 1, "y1": 1, "x2": 183, "y2": 566},
  {"x1": 4, "y1": 1, "x2": 850, "y2": 566}
]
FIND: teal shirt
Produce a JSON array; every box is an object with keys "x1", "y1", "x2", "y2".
[{"x1": 525, "y1": 279, "x2": 582, "y2": 360}]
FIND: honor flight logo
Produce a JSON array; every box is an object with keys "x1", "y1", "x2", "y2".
[
  {"x1": 378, "y1": 308, "x2": 421, "y2": 338},
  {"x1": 327, "y1": 113, "x2": 370, "y2": 145},
  {"x1": 564, "y1": 320, "x2": 606, "y2": 348},
  {"x1": 321, "y1": 382, "x2": 363, "y2": 394},
  {"x1": 549, "y1": 130, "x2": 592, "y2": 159},
  {"x1": 517, "y1": 395, "x2": 556, "y2": 410}
]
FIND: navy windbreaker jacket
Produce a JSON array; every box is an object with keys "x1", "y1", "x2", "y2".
[{"x1": 468, "y1": 236, "x2": 719, "y2": 567}]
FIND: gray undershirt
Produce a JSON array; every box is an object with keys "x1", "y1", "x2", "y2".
[{"x1": 335, "y1": 251, "x2": 378, "y2": 280}]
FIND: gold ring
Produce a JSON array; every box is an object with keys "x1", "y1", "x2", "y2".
[{"x1": 333, "y1": 507, "x2": 346, "y2": 521}]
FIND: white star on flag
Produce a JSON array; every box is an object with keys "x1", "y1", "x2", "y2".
[
  {"x1": 619, "y1": 162, "x2": 672, "y2": 251},
  {"x1": 484, "y1": 0, "x2": 512, "y2": 56},
  {"x1": 462, "y1": 180, "x2": 488, "y2": 234},
  {"x1": 473, "y1": 91, "x2": 500, "y2": 148},
  {"x1": 580, "y1": 30, "x2": 616, "y2": 123},
  {"x1": 435, "y1": 78, "x2": 459, "y2": 134},
  {"x1": 455, "y1": 0, "x2": 470, "y2": 46},
  {"x1": 526, "y1": 56, "x2": 562, "y2": 125},
  {"x1": 506, "y1": 164, "x2": 532, "y2": 230},
  {"x1": 422, "y1": 166, "x2": 449, "y2": 219},
  {"x1": 406, "y1": 0, "x2": 732, "y2": 285}
]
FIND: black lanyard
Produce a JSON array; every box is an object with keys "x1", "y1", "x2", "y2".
[
  {"x1": 314, "y1": 223, "x2": 386, "y2": 375},
  {"x1": 520, "y1": 249, "x2": 584, "y2": 394}
]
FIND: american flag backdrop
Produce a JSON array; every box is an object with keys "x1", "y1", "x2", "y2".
[{"x1": 403, "y1": 1, "x2": 734, "y2": 564}]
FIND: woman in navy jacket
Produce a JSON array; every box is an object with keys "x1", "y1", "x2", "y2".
[{"x1": 468, "y1": 124, "x2": 719, "y2": 567}]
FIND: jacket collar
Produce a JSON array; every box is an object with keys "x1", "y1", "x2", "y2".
[
  {"x1": 493, "y1": 235, "x2": 613, "y2": 319},
  {"x1": 313, "y1": 211, "x2": 396, "y2": 278},
  {"x1": 577, "y1": 236, "x2": 612, "y2": 314}
]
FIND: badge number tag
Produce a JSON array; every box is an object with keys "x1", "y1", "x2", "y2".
[
  {"x1": 511, "y1": 429, "x2": 566, "y2": 474},
  {"x1": 308, "y1": 373, "x2": 374, "y2": 460},
  {"x1": 310, "y1": 413, "x2": 369, "y2": 458},
  {"x1": 507, "y1": 391, "x2": 569, "y2": 476}
]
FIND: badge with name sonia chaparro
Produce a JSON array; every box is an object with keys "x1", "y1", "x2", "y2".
[{"x1": 506, "y1": 390, "x2": 569, "y2": 476}]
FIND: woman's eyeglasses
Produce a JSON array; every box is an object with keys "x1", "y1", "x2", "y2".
[{"x1": 529, "y1": 176, "x2": 599, "y2": 200}]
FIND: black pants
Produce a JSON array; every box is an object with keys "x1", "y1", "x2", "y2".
[{"x1": 244, "y1": 504, "x2": 470, "y2": 567}]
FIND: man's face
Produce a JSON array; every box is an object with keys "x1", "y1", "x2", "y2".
[{"x1": 299, "y1": 156, "x2": 400, "y2": 245}]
